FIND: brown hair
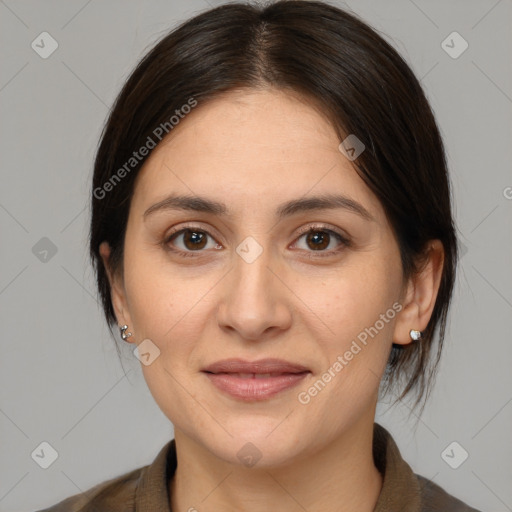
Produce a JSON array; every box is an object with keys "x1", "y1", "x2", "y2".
[{"x1": 89, "y1": 0, "x2": 458, "y2": 409}]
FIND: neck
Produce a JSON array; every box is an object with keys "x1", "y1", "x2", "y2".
[{"x1": 170, "y1": 413, "x2": 383, "y2": 512}]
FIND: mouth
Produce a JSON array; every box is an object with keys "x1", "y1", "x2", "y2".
[
  {"x1": 211, "y1": 372, "x2": 302, "y2": 378},
  {"x1": 202, "y1": 358, "x2": 311, "y2": 401}
]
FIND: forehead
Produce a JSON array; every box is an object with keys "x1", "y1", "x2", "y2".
[
  {"x1": 131, "y1": 89, "x2": 385, "y2": 224},
  {"x1": 153, "y1": 88, "x2": 341, "y2": 162}
]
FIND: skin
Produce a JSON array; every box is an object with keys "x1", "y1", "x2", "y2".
[{"x1": 100, "y1": 88, "x2": 444, "y2": 512}]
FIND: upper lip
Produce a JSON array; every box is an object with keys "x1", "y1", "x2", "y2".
[{"x1": 202, "y1": 358, "x2": 310, "y2": 374}]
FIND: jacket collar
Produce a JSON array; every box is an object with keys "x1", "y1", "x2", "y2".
[
  {"x1": 135, "y1": 422, "x2": 421, "y2": 511},
  {"x1": 372, "y1": 423, "x2": 422, "y2": 511}
]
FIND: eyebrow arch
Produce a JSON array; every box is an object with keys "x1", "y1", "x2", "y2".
[{"x1": 143, "y1": 193, "x2": 375, "y2": 222}]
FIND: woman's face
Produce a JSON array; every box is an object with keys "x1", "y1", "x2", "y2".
[{"x1": 104, "y1": 88, "x2": 413, "y2": 467}]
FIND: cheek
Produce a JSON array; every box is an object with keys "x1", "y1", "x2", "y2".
[
  {"x1": 122, "y1": 241, "x2": 180, "y2": 326},
  {"x1": 122, "y1": 253, "x2": 213, "y2": 419},
  {"x1": 293, "y1": 258, "x2": 400, "y2": 394},
  {"x1": 292, "y1": 270, "x2": 399, "y2": 423},
  {"x1": 122, "y1": 246, "x2": 218, "y2": 360},
  {"x1": 294, "y1": 258, "x2": 399, "y2": 339}
]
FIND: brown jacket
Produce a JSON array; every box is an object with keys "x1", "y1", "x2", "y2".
[{"x1": 36, "y1": 423, "x2": 482, "y2": 511}]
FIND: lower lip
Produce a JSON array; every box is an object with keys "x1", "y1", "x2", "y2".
[{"x1": 203, "y1": 372, "x2": 310, "y2": 401}]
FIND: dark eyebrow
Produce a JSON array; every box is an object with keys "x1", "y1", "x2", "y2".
[{"x1": 143, "y1": 193, "x2": 375, "y2": 222}]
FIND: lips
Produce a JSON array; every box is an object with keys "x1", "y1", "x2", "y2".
[
  {"x1": 202, "y1": 358, "x2": 311, "y2": 401},
  {"x1": 222, "y1": 373, "x2": 291, "y2": 378},
  {"x1": 202, "y1": 358, "x2": 310, "y2": 375}
]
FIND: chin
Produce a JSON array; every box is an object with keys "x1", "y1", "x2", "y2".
[
  {"x1": 207, "y1": 418, "x2": 307, "y2": 468},
  {"x1": 213, "y1": 437, "x2": 302, "y2": 469}
]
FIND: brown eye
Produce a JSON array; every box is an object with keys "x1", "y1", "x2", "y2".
[
  {"x1": 180, "y1": 229, "x2": 208, "y2": 250},
  {"x1": 163, "y1": 224, "x2": 349, "y2": 260},
  {"x1": 304, "y1": 230, "x2": 330, "y2": 251},
  {"x1": 165, "y1": 227, "x2": 220, "y2": 255},
  {"x1": 294, "y1": 227, "x2": 349, "y2": 257}
]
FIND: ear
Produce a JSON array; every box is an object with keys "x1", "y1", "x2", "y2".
[
  {"x1": 393, "y1": 240, "x2": 445, "y2": 346},
  {"x1": 99, "y1": 241, "x2": 134, "y2": 340}
]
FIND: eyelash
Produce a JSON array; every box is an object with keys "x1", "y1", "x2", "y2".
[{"x1": 162, "y1": 223, "x2": 350, "y2": 260}]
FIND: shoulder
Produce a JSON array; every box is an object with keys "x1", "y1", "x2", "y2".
[
  {"x1": 416, "y1": 474, "x2": 483, "y2": 512},
  {"x1": 35, "y1": 465, "x2": 146, "y2": 512},
  {"x1": 35, "y1": 438, "x2": 176, "y2": 512}
]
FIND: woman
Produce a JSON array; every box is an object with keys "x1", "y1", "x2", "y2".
[{"x1": 38, "y1": 1, "x2": 481, "y2": 510}]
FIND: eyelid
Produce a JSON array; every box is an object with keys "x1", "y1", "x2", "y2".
[
  {"x1": 294, "y1": 223, "x2": 350, "y2": 240},
  {"x1": 163, "y1": 222, "x2": 223, "y2": 245}
]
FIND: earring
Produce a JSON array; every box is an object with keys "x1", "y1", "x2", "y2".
[
  {"x1": 409, "y1": 329, "x2": 422, "y2": 341},
  {"x1": 120, "y1": 324, "x2": 132, "y2": 341}
]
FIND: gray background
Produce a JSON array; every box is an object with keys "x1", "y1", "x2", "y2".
[{"x1": 1, "y1": 0, "x2": 511, "y2": 511}]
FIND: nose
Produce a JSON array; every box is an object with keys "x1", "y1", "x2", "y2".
[{"x1": 215, "y1": 243, "x2": 292, "y2": 341}]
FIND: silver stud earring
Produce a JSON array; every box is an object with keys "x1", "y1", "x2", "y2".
[
  {"x1": 120, "y1": 325, "x2": 132, "y2": 341},
  {"x1": 409, "y1": 329, "x2": 422, "y2": 341}
]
